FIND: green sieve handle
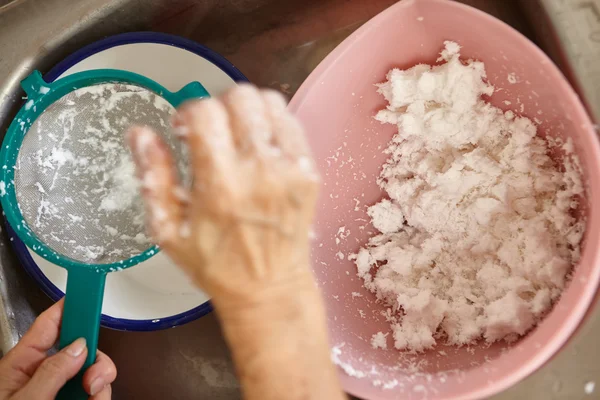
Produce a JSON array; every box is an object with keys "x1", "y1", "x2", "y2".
[{"x1": 57, "y1": 268, "x2": 107, "y2": 400}]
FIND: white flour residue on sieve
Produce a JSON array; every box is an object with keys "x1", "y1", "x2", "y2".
[
  {"x1": 354, "y1": 41, "x2": 585, "y2": 352},
  {"x1": 98, "y1": 153, "x2": 140, "y2": 212},
  {"x1": 15, "y1": 83, "x2": 184, "y2": 263}
]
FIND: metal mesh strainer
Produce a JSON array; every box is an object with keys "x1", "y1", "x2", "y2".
[
  {"x1": 0, "y1": 69, "x2": 208, "y2": 400},
  {"x1": 1, "y1": 69, "x2": 206, "y2": 269},
  {"x1": 15, "y1": 83, "x2": 186, "y2": 264}
]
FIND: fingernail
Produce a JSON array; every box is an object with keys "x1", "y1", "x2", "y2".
[
  {"x1": 65, "y1": 338, "x2": 86, "y2": 357},
  {"x1": 89, "y1": 376, "x2": 106, "y2": 396},
  {"x1": 174, "y1": 124, "x2": 190, "y2": 138}
]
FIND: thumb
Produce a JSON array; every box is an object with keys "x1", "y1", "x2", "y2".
[{"x1": 15, "y1": 338, "x2": 88, "y2": 400}]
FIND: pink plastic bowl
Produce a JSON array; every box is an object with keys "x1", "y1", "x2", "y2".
[{"x1": 289, "y1": 0, "x2": 600, "y2": 399}]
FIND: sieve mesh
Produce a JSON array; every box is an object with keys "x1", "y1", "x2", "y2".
[{"x1": 14, "y1": 83, "x2": 186, "y2": 264}]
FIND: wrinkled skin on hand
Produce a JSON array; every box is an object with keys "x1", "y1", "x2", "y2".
[
  {"x1": 128, "y1": 85, "x2": 319, "y2": 306},
  {"x1": 129, "y1": 85, "x2": 345, "y2": 400}
]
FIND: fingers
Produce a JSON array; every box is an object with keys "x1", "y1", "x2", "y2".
[
  {"x1": 176, "y1": 98, "x2": 236, "y2": 193},
  {"x1": 3, "y1": 301, "x2": 115, "y2": 400},
  {"x1": 262, "y1": 89, "x2": 312, "y2": 159},
  {"x1": 174, "y1": 86, "x2": 315, "y2": 189},
  {"x1": 84, "y1": 351, "x2": 117, "y2": 397},
  {"x1": 4, "y1": 299, "x2": 64, "y2": 378},
  {"x1": 19, "y1": 299, "x2": 63, "y2": 352},
  {"x1": 222, "y1": 84, "x2": 274, "y2": 155},
  {"x1": 127, "y1": 126, "x2": 184, "y2": 249},
  {"x1": 221, "y1": 85, "x2": 314, "y2": 170},
  {"x1": 90, "y1": 384, "x2": 112, "y2": 400},
  {"x1": 16, "y1": 338, "x2": 87, "y2": 399}
]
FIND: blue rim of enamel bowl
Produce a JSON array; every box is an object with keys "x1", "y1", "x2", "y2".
[{"x1": 7, "y1": 31, "x2": 249, "y2": 331}]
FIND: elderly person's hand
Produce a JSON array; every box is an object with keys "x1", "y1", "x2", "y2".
[
  {"x1": 0, "y1": 300, "x2": 116, "y2": 400},
  {"x1": 128, "y1": 85, "x2": 345, "y2": 400},
  {"x1": 128, "y1": 85, "x2": 318, "y2": 305}
]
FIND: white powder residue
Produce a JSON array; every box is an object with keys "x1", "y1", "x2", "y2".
[
  {"x1": 585, "y1": 381, "x2": 595, "y2": 395},
  {"x1": 356, "y1": 41, "x2": 585, "y2": 352},
  {"x1": 367, "y1": 199, "x2": 404, "y2": 234},
  {"x1": 507, "y1": 72, "x2": 517, "y2": 84},
  {"x1": 0, "y1": 181, "x2": 5, "y2": 197},
  {"x1": 371, "y1": 332, "x2": 388, "y2": 349},
  {"x1": 74, "y1": 245, "x2": 106, "y2": 260},
  {"x1": 120, "y1": 233, "x2": 150, "y2": 245},
  {"x1": 331, "y1": 344, "x2": 367, "y2": 378},
  {"x1": 98, "y1": 153, "x2": 140, "y2": 212},
  {"x1": 16, "y1": 83, "x2": 184, "y2": 263},
  {"x1": 180, "y1": 352, "x2": 238, "y2": 389},
  {"x1": 67, "y1": 214, "x2": 82, "y2": 223},
  {"x1": 335, "y1": 225, "x2": 351, "y2": 244}
]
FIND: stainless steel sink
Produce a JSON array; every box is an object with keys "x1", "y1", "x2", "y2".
[{"x1": 0, "y1": 0, "x2": 599, "y2": 399}]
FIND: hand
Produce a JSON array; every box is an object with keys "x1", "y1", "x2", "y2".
[
  {"x1": 129, "y1": 85, "x2": 345, "y2": 400},
  {"x1": 128, "y1": 84, "x2": 320, "y2": 309},
  {"x1": 0, "y1": 300, "x2": 117, "y2": 400}
]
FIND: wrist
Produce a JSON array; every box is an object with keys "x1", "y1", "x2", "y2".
[
  {"x1": 212, "y1": 267, "x2": 331, "y2": 361},
  {"x1": 210, "y1": 267, "x2": 321, "y2": 324},
  {"x1": 211, "y1": 269, "x2": 344, "y2": 400}
]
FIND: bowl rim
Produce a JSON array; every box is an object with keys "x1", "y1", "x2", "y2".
[
  {"x1": 9, "y1": 31, "x2": 249, "y2": 332},
  {"x1": 289, "y1": 0, "x2": 600, "y2": 398}
]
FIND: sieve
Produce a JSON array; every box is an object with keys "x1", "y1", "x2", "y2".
[{"x1": 0, "y1": 69, "x2": 208, "y2": 399}]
